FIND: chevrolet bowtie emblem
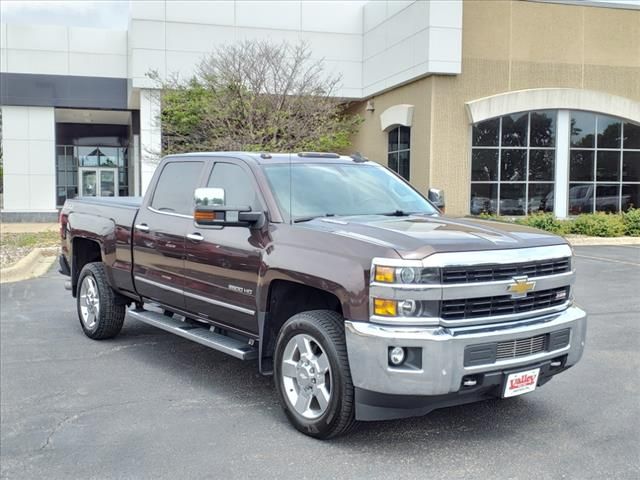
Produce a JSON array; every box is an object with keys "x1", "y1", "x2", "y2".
[{"x1": 507, "y1": 276, "x2": 536, "y2": 298}]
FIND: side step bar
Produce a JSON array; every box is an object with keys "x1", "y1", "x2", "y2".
[{"x1": 128, "y1": 309, "x2": 258, "y2": 360}]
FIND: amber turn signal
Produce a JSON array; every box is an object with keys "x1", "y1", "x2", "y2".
[
  {"x1": 374, "y1": 266, "x2": 395, "y2": 283},
  {"x1": 373, "y1": 298, "x2": 397, "y2": 316}
]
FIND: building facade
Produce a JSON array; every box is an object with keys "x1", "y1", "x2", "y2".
[{"x1": 1, "y1": 0, "x2": 639, "y2": 220}]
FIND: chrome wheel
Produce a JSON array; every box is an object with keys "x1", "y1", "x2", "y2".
[
  {"x1": 281, "y1": 333, "x2": 332, "y2": 420},
  {"x1": 79, "y1": 275, "x2": 100, "y2": 330}
]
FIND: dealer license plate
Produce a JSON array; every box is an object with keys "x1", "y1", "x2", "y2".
[{"x1": 503, "y1": 368, "x2": 540, "y2": 398}]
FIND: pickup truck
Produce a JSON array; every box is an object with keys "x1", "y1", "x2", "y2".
[{"x1": 59, "y1": 152, "x2": 587, "y2": 438}]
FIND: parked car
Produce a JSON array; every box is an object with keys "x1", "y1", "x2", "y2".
[{"x1": 59, "y1": 152, "x2": 587, "y2": 438}]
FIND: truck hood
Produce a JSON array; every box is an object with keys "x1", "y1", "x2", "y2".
[{"x1": 299, "y1": 215, "x2": 567, "y2": 260}]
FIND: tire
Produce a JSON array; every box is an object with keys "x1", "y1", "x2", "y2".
[
  {"x1": 274, "y1": 310, "x2": 356, "y2": 439},
  {"x1": 76, "y1": 262, "x2": 126, "y2": 340}
]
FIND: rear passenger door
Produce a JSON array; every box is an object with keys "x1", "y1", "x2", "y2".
[
  {"x1": 183, "y1": 160, "x2": 266, "y2": 334},
  {"x1": 132, "y1": 159, "x2": 206, "y2": 309}
]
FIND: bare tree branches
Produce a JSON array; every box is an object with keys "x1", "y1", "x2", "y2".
[{"x1": 155, "y1": 40, "x2": 361, "y2": 154}]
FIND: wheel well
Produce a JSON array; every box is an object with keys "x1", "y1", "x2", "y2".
[
  {"x1": 72, "y1": 237, "x2": 102, "y2": 296},
  {"x1": 263, "y1": 280, "x2": 343, "y2": 361}
]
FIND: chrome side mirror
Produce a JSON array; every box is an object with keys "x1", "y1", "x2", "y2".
[
  {"x1": 428, "y1": 188, "x2": 445, "y2": 211},
  {"x1": 195, "y1": 187, "x2": 225, "y2": 207}
]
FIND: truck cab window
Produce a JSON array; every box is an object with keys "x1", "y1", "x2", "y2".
[
  {"x1": 207, "y1": 162, "x2": 260, "y2": 210},
  {"x1": 151, "y1": 161, "x2": 203, "y2": 215}
]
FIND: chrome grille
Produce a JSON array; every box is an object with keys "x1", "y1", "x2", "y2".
[
  {"x1": 496, "y1": 335, "x2": 546, "y2": 360},
  {"x1": 440, "y1": 287, "x2": 569, "y2": 320},
  {"x1": 442, "y1": 257, "x2": 570, "y2": 284}
]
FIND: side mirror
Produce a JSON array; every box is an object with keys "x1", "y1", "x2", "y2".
[
  {"x1": 428, "y1": 188, "x2": 445, "y2": 212},
  {"x1": 194, "y1": 188, "x2": 265, "y2": 228}
]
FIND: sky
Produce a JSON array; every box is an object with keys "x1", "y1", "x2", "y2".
[
  {"x1": 0, "y1": 1, "x2": 130, "y2": 30},
  {"x1": 0, "y1": 0, "x2": 639, "y2": 31}
]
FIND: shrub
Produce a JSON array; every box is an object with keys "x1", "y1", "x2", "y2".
[
  {"x1": 569, "y1": 212, "x2": 626, "y2": 237},
  {"x1": 515, "y1": 213, "x2": 568, "y2": 234},
  {"x1": 622, "y1": 208, "x2": 640, "y2": 236}
]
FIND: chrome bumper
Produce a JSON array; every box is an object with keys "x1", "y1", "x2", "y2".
[{"x1": 345, "y1": 306, "x2": 587, "y2": 396}]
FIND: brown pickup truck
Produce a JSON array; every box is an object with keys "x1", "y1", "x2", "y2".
[{"x1": 59, "y1": 152, "x2": 587, "y2": 438}]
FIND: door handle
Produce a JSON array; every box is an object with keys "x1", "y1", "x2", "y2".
[
  {"x1": 187, "y1": 233, "x2": 204, "y2": 242},
  {"x1": 135, "y1": 223, "x2": 150, "y2": 232}
]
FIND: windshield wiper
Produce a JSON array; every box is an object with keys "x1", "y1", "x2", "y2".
[
  {"x1": 377, "y1": 210, "x2": 436, "y2": 217},
  {"x1": 293, "y1": 213, "x2": 335, "y2": 223}
]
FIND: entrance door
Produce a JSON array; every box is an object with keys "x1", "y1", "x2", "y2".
[{"x1": 79, "y1": 168, "x2": 118, "y2": 197}]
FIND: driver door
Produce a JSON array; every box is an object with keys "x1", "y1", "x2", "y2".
[{"x1": 183, "y1": 160, "x2": 266, "y2": 334}]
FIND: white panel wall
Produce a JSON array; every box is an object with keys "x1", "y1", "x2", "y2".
[
  {"x1": 1, "y1": 106, "x2": 57, "y2": 212},
  {"x1": 0, "y1": 23, "x2": 127, "y2": 78},
  {"x1": 128, "y1": 0, "x2": 365, "y2": 96},
  {"x1": 362, "y1": 0, "x2": 462, "y2": 96},
  {"x1": 139, "y1": 89, "x2": 162, "y2": 194}
]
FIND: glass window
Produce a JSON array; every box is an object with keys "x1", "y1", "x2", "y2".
[
  {"x1": 501, "y1": 149, "x2": 526, "y2": 181},
  {"x1": 622, "y1": 184, "x2": 640, "y2": 210},
  {"x1": 470, "y1": 110, "x2": 557, "y2": 216},
  {"x1": 571, "y1": 112, "x2": 595, "y2": 148},
  {"x1": 623, "y1": 151, "x2": 640, "y2": 182},
  {"x1": 624, "y1": 122, "x2": 640, "y2": 149},
  {"x1": 151, "y1": 161, "x2": 204, "y2": 215},
  {"x1": 471, "y1": 150, "x2": 498, "y2": 181},
  {"x1": 472, "y1": 118, "x2": 499, "y2": 146},
  {"x1": 569, "y1": 151, "x2": 594, "y2": 182},
  {"x1": 528, "y1": 183, "x2": 554, "y2": 213},
  {"x1": 530, "y1": 111, "x2": 556, "y2": 147},
  {"x1": 569, "y1": 184, "x2": 594, "y2": 214},
  {"x1": 387, "y1": 126, "x2": 410, "y2": 180},
  {"x1": 596, "y1": 151, "x2": 620, "y2": 182},
  {"x1": 470, "y1": 184, "x2": 498, "y2": 215},
  {"x1": 207, "y1": 162, "x2": 260, "y2": 210},
  {"x1": 529, "y1": 150, "x2": 555, "y2": 181},
  {"x1": 597, "y1": 115, "x2": 621, "y2": 149},
  {"x1": 501, "y1": 113, "x2": 528, "y2": 147},
  {"x1": 569, "y1": 114, "x2": 639, "y2": 212},
  {"x1": 499, "y1": 184, "x2": 526, "y2": 216}
]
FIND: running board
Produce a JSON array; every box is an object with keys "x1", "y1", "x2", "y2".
[{"x1": 128, "y1": 309, "x2": 258, "y2": 360}]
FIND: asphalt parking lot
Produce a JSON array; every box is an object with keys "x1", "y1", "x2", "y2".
[{"x1": 1, "y1": 245, "x2": 639, "y2": 480}]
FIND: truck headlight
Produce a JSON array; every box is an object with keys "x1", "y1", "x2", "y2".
[
  {"x1": 373, "y1": 298, "x2": 439, "y2": 317},
  {"x1": 373, "y1": 266, "x2": 441, "y2": 284}
]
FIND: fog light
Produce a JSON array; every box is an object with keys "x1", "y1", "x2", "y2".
[{"x1": 389, "y1": 346, "x2": 406, "y2": 366}]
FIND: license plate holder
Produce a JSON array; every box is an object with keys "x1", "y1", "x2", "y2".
[{"x1": 502, "y1": 368, "x2": 540, "y2": 398}]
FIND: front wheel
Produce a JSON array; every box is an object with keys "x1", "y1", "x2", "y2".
[
  {"x1": 274, "y1": 310, "x2": 356, "y2": 439},
  {"x1": 76, "y1": 262, "x2": 126, "y2": 340}
]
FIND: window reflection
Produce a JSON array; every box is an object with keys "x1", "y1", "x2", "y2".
[
  {"x1": 569, "y1": 113, "x2": 639, "y2": 212},
  {"x1": 470, "y1": 110, "x2": 556, "y2": 215}
]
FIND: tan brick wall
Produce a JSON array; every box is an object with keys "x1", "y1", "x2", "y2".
[{"x1": 348, "y1": 0, "x2": 640, "y2": 216}]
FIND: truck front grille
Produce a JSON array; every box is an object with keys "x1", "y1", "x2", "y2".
[
  {"x1": 442, "y1": 257, "x2": 570, "y2": 284},
  {"x1": 496, "y1": 334, "x2": 546, "y2": 360},
  {"x1": 441, "y1": 287, "x2": 569, "y2": 320}
]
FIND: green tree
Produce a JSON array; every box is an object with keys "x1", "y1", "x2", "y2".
[{"x1": 153, "y1": 40, "x2": 362, "y2": 155}]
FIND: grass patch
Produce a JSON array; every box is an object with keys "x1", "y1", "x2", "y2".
[
  {"x1": 476, "y1": 209, "x2": 640, "y2": 237},
  {"x1": 1, "y1": 230, "x2": 60, "y2": 249}
]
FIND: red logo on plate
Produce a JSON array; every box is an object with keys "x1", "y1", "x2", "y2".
[{"x1": 509, "y1": 374, "x2": 536, "y2": 389}]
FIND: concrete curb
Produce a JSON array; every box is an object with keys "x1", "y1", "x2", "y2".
[
  {"x1": 565, "y1": 236, "x2": 640, "y2": 246},
  {"x1": 0, "y1": 247, "x2": 59, "y2": 284}
]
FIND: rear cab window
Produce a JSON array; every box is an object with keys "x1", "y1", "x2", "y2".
[{"x1": 151, "y1": 161, "x2": 204, "y2": 215}]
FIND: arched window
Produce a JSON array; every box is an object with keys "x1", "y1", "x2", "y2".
[
  {"x1": 470, "y1": 111, "x2": 557, "y2": 216},
  {"x1": 388, "y1": 126, "x2": 410, "y2": 181},
  {"x1": 470, "y1": 110, "x2": 640, "y2": 216}
]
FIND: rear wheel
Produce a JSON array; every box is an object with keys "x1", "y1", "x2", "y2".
[
  {"x1": 76, "y1": 262, "x2": 126, "y2": 340},
  {"x1": 274, "y1": 310, "x2": 356, "y2": 439}
]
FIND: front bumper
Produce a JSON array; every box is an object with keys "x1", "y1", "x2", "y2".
[{"x1": 345, "y1": 306, "x2": 587, "y2": 420}]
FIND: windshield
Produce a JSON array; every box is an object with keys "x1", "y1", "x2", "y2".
[{"x1": 263, "y1": 163, "x2": 438, "y2": 222}]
